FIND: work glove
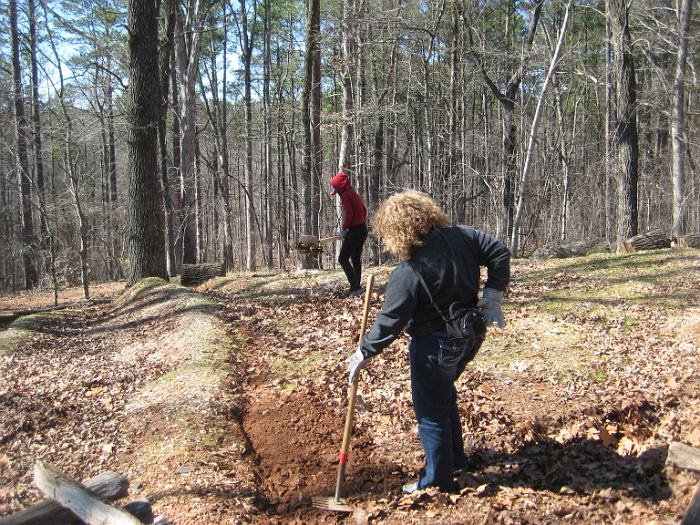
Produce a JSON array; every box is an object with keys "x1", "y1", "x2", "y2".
[
  {"x1": 338, "y1": 227, "x2": 349, "y2": 240},
  {"x1": 348, "y1": 347, "x2": 367, "y2": 384},
  {"x1": 477, "y1": 288, "x2": 505, "y2": 329}
]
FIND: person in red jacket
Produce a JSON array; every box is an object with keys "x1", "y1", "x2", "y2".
[{"x1": 330, "y1": 171, "x2": 368, "y2": 297}]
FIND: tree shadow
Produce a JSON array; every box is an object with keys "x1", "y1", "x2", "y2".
[{"x1": 456, "y1": 439, "x2": 671, "y2": 501}]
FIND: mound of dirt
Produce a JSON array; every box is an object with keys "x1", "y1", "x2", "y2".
[{"x1": 0, "y1": 279, "x2": 251, "y2": 523}]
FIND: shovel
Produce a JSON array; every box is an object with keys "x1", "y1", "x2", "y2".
[{"x1": 312, "y1": 273, "x2": 375, "y2": 513}]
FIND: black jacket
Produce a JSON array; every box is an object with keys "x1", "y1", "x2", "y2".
[{"x1": 360, "y1": 226, "x2": 510, "y2": 358}]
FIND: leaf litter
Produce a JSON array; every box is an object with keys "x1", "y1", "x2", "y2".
[{"x1": 0, "y1": 249, "x2": 699, "y2": 524}]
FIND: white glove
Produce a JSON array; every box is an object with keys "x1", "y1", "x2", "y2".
[
  {"x1": 348, "y1": 347, "x2": 367, "y2": 384},
  {"x1": 477, "y1": 288, "x2": 505, "y2": 329}
]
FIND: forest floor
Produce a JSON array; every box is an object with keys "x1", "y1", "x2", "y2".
[{"x1": 1, "y1": 248, "x2": 699, "y2": 524}]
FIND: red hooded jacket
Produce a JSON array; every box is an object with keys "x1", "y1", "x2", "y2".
[{"x1": 330, "y1": 172, "x2": 367, "y2": 230}]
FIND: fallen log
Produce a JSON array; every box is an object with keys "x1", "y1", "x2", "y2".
[
  {"x1": 180, "y1": 262, "x2": 225, "y2": 287},
  {"x1": 617, "y1": 229, "x2": 671, "y2": 254},
  {"x1": 672, "y1": 233, "x2": 700, "y2": 249},
  {"x1": 33, "y1": 461, "x2": 142, "y2": 525},
  {"x1": 532, "y1": 238, "x2": 610, "y2": 260},
  {"x1": 666, "y1": 442, "x2": 700, "y2": 473},
  {"x1": 0, "y1": 470, "x2": 128, "y2": 525}
]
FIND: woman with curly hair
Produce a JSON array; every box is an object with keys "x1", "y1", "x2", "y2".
[{"x1": 348, "y1": 190, "x2": 510, "y2": 494}]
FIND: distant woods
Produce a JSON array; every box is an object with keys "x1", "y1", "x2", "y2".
[{"x1": 0, "y1": 0, "x2": 698, "y2": 292}]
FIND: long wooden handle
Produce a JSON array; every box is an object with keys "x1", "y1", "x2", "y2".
[
  {"x1": 334, "y1": 273, "x2": 375, "y2": 501},
  {"x1": 319, "y1": 235, "x2": 341, "y2": 244}
]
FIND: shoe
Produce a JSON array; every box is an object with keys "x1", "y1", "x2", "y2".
[
  {"x1": 347, "y1": 287, "x2": 365, "y2": 298},
  {"x1": 402, "y1": 481, "x2": 419, "y2": 494}
]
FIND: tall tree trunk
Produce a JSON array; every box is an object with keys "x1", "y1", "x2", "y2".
[
  {"x1": 604, "y1": 0, "x2": 616, "y2": 242},
  {"x1": 175, "y1": 0, "x2": 205, "y2": 265},
  {"x1": 671, "y1": 0, "x2": 693, "y2": 237},
  {"x1": 221, "y1": 2, "x2": 233, "y2": 270},
  {"x1": 158, "y1": 0, "x2": 177, "y2": 276},
  {"x1": 170, "y1": 46, "x2": 182, "y2": 269},
  {"x1": 238, "y1": 0, "x2": 259, "y2": 270},
  {"x1": 28, "y1": 0, "x2": 47, "y2": 242},
  {"x1": 310, "y1": 0, "x2": 322, "y2": 241},
  {"x1": 301, "y1": 0, "x2": 321, "y2": 269},
  {"x1": 610, "y1": 0, "x2": 639, "y2": 242},
  {"x1": 10, "y1": 0, "x2": 38, "y2": 289},
  {"x1": 126, "y1": 0, "x2": 168, "y2": 283},
  {"x1": 263, "y1": 0, "x2": 273, "y2": 267},
  {"x1": 338, "y1": 0, "x2": 355, "y2": 173}
]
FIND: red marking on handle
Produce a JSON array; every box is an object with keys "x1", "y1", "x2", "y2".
[{"x1": 339, "y1": 453, "x2": 348, "y2": 464}]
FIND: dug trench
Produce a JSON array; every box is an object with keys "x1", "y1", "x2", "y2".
[{"x1": 218, "y1": 293, "x2": 406, "y2": 522}]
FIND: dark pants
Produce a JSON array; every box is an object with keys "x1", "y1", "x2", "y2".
[
  {"x1": 409, "y1": 332, "x2": 480, "y2": 491},
  {"x1": 338, "y1": 223, "x2": 368, "y2": 291}
]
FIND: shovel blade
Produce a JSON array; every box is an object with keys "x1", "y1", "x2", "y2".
[{"x1": 311, "y1": 496, "x2": 353, "y2": 513}]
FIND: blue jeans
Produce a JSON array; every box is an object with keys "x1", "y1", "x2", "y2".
[{"x1": 409, "y1": 332, "x2": 479, "y2": 491}]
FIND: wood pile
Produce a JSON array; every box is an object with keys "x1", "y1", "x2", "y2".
[
  {"x1": 180, "y1": 263, "x2": 225, "y2": 287},
  {"x1": 0, "y1": 461, "x2": 168, "y2": 525},
  {"x1": 531, "y1": 238, "x2": 610, "y2": 260},
  {"x1": 617, "y1": 229, "x2": 671, "y2": 254}
]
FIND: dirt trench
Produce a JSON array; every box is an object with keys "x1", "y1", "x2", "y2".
[{"x1": 228, "y1": 360, "x2": 405, "y2": 523}]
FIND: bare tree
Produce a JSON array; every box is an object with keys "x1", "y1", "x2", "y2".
[
  {"x1": 511, "y1": 0, "x2": 574, "y2": 255},
  {"x1": 610, "y1": 0, "x2": 640, "y2": 243},
  {"x1": 671, "y1": 0, "x2": 694, "y2": 237},
  {"x1": 10, "y1": 0, "x2": 38, "y2": 289},
  {"x1": 468, "y1": 0, "x2": 545, "y2": 240}
]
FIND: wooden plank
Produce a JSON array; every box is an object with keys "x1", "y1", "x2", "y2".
[
  {"x1": 0, "y1": 470, "x2": 128, "y2": 525},
  {"x1": 33, "y1": 461, "x2": 142, "y2": 525},
  {"x1": 666, "y1": 442, "x2": 700, "y2": 473},
  {"x1": 681, "y1": 482, "x2": 700, "y2": 525}
]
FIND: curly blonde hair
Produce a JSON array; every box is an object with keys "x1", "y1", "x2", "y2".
[{"x1": 372, "y1": 190, "x2": 449, "y2": 260}]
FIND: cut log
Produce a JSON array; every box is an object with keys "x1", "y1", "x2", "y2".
[
  {"x1": 617, "y1": 229, "x2": 671, "y2": 254},
  {"x1": 666, "y1": 442, "x2": 700, "y2": 472},
  {"x1": 33, "y1": 461, "x2": 142, "y2": 525},
  {"x1": 180, "y1": 262, "x2": 225, "y2": 287},
  {"x1": 0, "y1": 470, "x2": 128, "y2": 525},
  {"x1": 672, "y1": 233, "x2": 700, "y2": 249},
  {"x1": 681, "y1": 482, "x2": 700, "y2": 525}
]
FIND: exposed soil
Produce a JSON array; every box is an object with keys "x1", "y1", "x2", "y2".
[{"x1": 1, "y1": 249, "x2": 699, "y2": 524}]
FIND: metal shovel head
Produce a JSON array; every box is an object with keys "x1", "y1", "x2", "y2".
[{"x1": 312, "y1": 495, "x2": 353, "y2": 513}]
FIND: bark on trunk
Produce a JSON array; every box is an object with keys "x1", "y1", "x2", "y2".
[
  {"x1": 610, "y1": 0, "x2": 639, "y2": 243},
  {"x1": 126, "y1": 0, "x2": 168, "y2": 283}
]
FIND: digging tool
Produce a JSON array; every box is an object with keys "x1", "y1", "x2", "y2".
[{"x1": 313, "y1": 273, "x2": 375, "y2": 513}]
